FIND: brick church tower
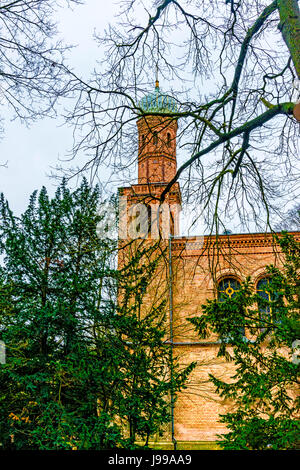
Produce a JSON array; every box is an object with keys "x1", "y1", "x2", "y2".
[
  {"x1": 137, "y1": 79, "x2": 178, "y2": 185},
  {"x1": 118, "y1": 80, "x2": 181, "y2": 240},
  {"x1": 118, "y1": 81, "x2": 300, "y2": 449}
]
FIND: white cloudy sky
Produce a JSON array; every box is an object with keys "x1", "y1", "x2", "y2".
[
  {"x1": 0, "y1": 0, "x2": 209, "y2": 235},
  {"x1": 0, "y1": 1, "x2": 297, "y2": 235},
  {"x1": 0, "y1": 1, "x2": 117, "y2": 215}
]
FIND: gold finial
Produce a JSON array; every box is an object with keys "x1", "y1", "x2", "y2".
[{"x1": 155, "y1": 64, "x2": 159, "y2": 89}]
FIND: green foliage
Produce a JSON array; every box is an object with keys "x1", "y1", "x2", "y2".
[
  {"x1": 111, "y1": 241, "x2": 196, "y2": 446},
  {"x1": 190, "y1": 233, "x2": 300, "y2": 450},
  {"x1": 0, "y1": 180, "x2": 192, "y2": 449},
  {"x1": 0, "y1": 179, "x2": 119, "y2": 449}
]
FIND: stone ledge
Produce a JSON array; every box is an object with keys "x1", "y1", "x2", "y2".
[{"x1": 135, "y1": 441, "x2": 221, "y2": 450}]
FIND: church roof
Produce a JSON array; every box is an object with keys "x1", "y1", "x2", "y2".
[{"x1": 139, "y1": 82, "x2": 178, "y2": 114}]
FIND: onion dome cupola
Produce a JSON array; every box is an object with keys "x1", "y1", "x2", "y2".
[{"x1": 139, "y1": 81, "x2": 178, "y2": 115}]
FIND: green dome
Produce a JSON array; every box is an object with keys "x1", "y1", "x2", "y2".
[{"x1": 139, "y1": 83, "x2": 178, "y2": 114}]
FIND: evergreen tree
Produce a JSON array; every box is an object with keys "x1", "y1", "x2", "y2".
[
  {"x1": 190, "y1": 233, "x2": 300, "y2": 450},
  {"x1": 113, "y1": 241, "x2": 195, "y2": 446},
  {"x1": 0, "y1": 180, "x2": 192, "y2": 449}
]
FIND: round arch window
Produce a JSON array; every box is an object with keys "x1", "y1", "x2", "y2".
[
  {"x1": 256, "y1": 277, "x2": 272, "y2": 327},
  {"x1": 167, "y1": 132, "x2": 171, "y2": 147},
  {"x1": 218, "y1": 277, "x2": 241, "y2": 302},
  {"x1": 257, "y1": 277, "x2": 272, "y2": 303},
  {"x1": 218, "y1": 277, "x2": 244, "y2": 337}
]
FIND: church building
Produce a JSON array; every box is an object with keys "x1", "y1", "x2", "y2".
[{"x1": 118, "y1": 81, "x2": 300, "y2": 449}]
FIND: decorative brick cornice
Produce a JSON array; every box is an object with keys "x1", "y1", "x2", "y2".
[
  {"x1": 119, "y1": 182, "x2": 182, "y2": 204},
  {"x1": 171, "y1": 232, "x2": 300, "y2": 254},
  {"x1": 139, "y1": 153, "x2": 176, "y2": 163}
]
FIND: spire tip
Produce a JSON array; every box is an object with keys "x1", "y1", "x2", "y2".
[{"x1": 155, "y1": 64, "x2": 159, "y2": 89}]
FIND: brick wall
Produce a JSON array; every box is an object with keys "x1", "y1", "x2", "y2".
[
  {"x1": 137, "y1": 115, "x2": 178, "y2": 184},
  {"x1": 117, "y1": 106, "x2": 300, "y2": 448},
  {"x1": 118, "y1": 232, "x2": 300, "y2": 445},
  {"x1": 169, "y1": 232, "x2": 299, "y2": 442}
]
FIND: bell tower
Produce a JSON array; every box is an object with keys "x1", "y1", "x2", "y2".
[
  {"x1": 137, "y1": 80, "x2": 178, "y2": 185},
  {"x1": 118, "y1": 80, "x2": 181, "y2": 239}
]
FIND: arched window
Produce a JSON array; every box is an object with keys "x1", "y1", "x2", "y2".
[
  {"x1": 153, "y1": 131, "x2": 158, "y2": 145},
  {"x1": 167, "y1": 132, "x2": 171, "y2": 148},
  {"x1": 257, "y1": 278, "x2": 272, "y2": 305},
  {"x1": 257, "y1": 277, "x2": 272, "y2": 329},
  {"x1": 218, "y1": 277, "x2": 244, "y2": 338},
  {"x1": 170, "y1": 212, "x2": 175, "y2": 236},
  {"x1": 218, "y1": 277, "x2": 241, "y2": 302},
  {"x1": 146, "y1": 204, "x2": 152, "y2": 237}
]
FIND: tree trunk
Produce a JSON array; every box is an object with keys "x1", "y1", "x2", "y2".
[{"x1": 277, "y1": 0, "x2": 300, "y2": 78}]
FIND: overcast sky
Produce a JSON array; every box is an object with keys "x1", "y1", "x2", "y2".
[
  {"x1": 0, "y1": 1, "x2": 209, "y2": 235},
  {"x1": 1, "y1": 1, "x2": 295, "y2": 236},
  {"x1": 0, "y1": 1, "x2": 117, "y2": 216}
]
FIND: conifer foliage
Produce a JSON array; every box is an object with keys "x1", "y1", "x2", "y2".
[
  {"x1": 0, "y1": 180, "x2": 192, "y2": 449},
  {"x1": 190, "y1": 234, "x2": 300, "y2": 450}
]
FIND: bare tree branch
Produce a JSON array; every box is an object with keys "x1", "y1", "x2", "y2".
[{"x1": 63, "y1": 0, "x2": 300, "y2": 234}]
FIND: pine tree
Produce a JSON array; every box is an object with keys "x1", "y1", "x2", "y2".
[
  {"x1": 113, "y1": 241, "x2": 195, "y2": 447},
  {"x1": 0, "y1": 180, "x2": 193, "y2": 449}
]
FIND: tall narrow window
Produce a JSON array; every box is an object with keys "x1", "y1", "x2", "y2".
[
  {"x1": 257, "y1": 277, "x2": 272, "y2": 330},
  {"x1": 153, "y1": 131, "x2": 158, "y2": 145},
  {"x1": 167, "y1": 132, "x2": 171, "y2": 148},
  {"x1": 170, "y1": 213, "x2": 175, "y2": 236},
  {"x1": 146, "y1": 204, "x2": 152, "y2": 237},
  {"x1": 218, "y1": 277, "x2": 244, "y2": 337}
]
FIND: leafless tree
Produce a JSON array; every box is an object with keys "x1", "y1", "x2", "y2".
[
  {"x1": 276, "y1": 202, "x2": 300, "y2": 229},
  {"x1": 64, "y1": 0, "x2": 300, "y2": 234},
  {"x1": 0, "y1": 0, "x2": 82, "y2": 129}
]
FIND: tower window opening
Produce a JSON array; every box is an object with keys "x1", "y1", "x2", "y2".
[
  {"x1": 147, "y1": 205, "x2": 152, "y2": 237},
  {"x1": 142, "y1": 134, "x2": 146, "y2": 147},
  {"x1": 170, "y1": 211, "x2": 175, "y2": 235},
  {"x1": 153, "y1": 131, "x2": 158, "y2": 145},
  {"x1": 167, "y1": 132, "x2": 171, "y2": 148}
]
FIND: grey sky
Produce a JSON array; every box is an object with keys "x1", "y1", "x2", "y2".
[
  {"x1": 0, "y1": 1, "x2": 116, "y2": 216},
  {"x1": 0, "y1": 1, "x2": 297, "y2": 236},
  {"x1": 0, "y1": 0, "x2": 207, "y2": 235}
]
